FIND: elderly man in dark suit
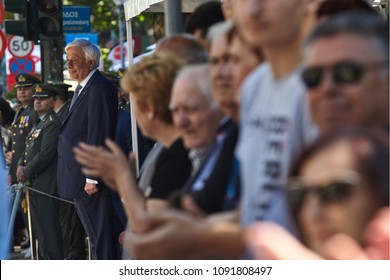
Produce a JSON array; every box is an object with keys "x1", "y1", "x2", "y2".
[
  {"x1": 57, "y1": 39, "x2": 119, "y2": 259},
  {"x1": 16, "y1": 84, "x2": 63, "y2": 259},
  {"x1": 48, "y1": 81, "x2": 87, "y2": 260}
]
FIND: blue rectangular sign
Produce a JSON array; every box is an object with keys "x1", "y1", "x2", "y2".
[
  {"x1": 63, "y1": 6, "x2": 91, "y2": 33},
  {"x1": 65, "y1": 33, "x2": 98, "y2": 45}
]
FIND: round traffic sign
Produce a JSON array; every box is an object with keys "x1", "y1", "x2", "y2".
[
  {"x1": 0, "y1": 30, "x2": 6, "y2": 58},
  {"x1": 0, "y1": 2, "x2": 5, "y2": 24},
  {"x1": 8, "y1": 36, "x2": 34, "y2": 58},
  {"x1": 113, "y1": 45, "x2": 127, "y2": 61},
  {"x1": 9, "y1": 56, "x2": 36, "y2": 76}
]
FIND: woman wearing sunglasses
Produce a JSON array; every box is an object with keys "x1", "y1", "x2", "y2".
[{"x1": 246, "y1": 128, "x2": 389, "y2": 259}]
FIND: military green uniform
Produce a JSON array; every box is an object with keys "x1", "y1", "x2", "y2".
[
  {"x1": 9, "y1": 103, "x2": 38, "y2": 183},
  {"x1": 56, "y1": 100, "x2": 70, "y2": 123},
  {"x1": 9, "y1": 74, "x2": 41, "y2": 184},
  {"x1": 47, "y1": 80, "x2": 71, "y2": 123},
  {"x1": 19, "y1": 85, "x2": 63, "y2": 259}
]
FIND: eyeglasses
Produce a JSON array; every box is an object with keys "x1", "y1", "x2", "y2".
[
  {"x1": 301, "y1": 60, "x2": 388, "y2": 89},
  {"x1": 287, "y1": 171, "x2": 360, "y2": 214}
]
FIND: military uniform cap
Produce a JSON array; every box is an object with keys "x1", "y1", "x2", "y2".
[
  {"x1": 46, "y1": 80, "x2": 72, "y2": 96},
  {"x1": 15, "y1": 74, "x2": 41, "y2": 88},
  {"x1": 32, "y1": 83, "x2": 57, "y2": 98}
]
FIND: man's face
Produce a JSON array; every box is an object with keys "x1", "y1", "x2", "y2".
[
  {"x1": 17, "y1": 86, "x2": 34, "y2": 106},
  {"x1": 171, "y1": 75, "x2": 221, "y2": 150},
  {"x1": 232, "y1": 0, "x2": 304, "y2": 48},
  {"x1": 210, "y1": 34, "x2": 235, "y2": 118},
  {"x1": 66, "y1": 46, "x2": 93, "y2": 83},
  {"x1": 34, "y1": 97, "x2": 54, "y2": 115},
  {"x1": 304, "y1": 34, "x2": 389, "y2": 134}
]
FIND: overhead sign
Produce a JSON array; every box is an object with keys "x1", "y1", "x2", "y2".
[
  {"x1": 63, "y1": 6, "x2": 91, "y2": 33},
  {"x1": 9, "y1": 56, "x2": 36, "y2": 76},
  {"x1": 8, "y1": 36, "x2": 34, "y2": 58},
  {"x1": 0, "y1": 2, "x2": 4, "y2": 24},
  {"x1": 0, "y1": 30, "x2": 6, "y2": 58},
  {"x1": 65, "y1": 33, "x2": 98, "y2": 45}
]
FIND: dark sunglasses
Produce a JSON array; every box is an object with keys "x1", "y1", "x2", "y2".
[
  {"x1": 287, "y1": 173, "x2": 360, "y2": 214},
  {"x1": 301, "y1": 60, "x2": 388, "y2": 89}
]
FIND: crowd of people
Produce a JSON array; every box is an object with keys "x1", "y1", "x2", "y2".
[{"x1": 0, "y1": 0, "x2": 388, "y2": 260}]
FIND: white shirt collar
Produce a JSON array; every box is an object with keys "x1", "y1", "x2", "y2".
[{"x1": 79, "y1": 68, "x2": 98, "y2": 89}]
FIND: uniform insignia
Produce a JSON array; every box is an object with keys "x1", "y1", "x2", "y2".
[
  {"x1": 32, "y1": 129, "x2": 41, "y2": 138},
  {"x1": 35, "y1": 85, "x2": 43, "y2": 92},
  {"x1": 18, "y1": 75, "x2": 26, "y2": 82}
]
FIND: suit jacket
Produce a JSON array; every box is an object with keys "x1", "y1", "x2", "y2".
[
  {"x1": 182, "y1": 122, "x2": 238, "y2": 214},
  {"x1": 57, "y1": 70, "x2": 118, "y2": 199},
  {"x1": 20, "y1": 110, "x2": 61, "y2": 195},
  {"x1": 9, "y1": 103, "x2": 38, "y2": 183}
]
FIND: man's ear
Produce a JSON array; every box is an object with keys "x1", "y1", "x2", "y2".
[{"x1": 88, "y1": 60, "x2": 96, "y2": 70}]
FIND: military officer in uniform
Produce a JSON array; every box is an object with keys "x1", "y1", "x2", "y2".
[
  {"x1": 8, "y1": 74, "x2": 41, "y2": 184},
  {"x1": 47, "y1": 81, "x2": 72, "y2": 122},
  {"x1": 16, "y1": 84, "x2": 64, "y2": 259},
  {"x1": 6, "y1": 74, "x2": 40, "y2": 254}
]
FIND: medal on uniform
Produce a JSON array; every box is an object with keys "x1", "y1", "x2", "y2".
[
  {"x1": 25, "y1": 116, "x2": 29, "y2": 127},
  {"x1": 19, "y1": 117, "x2": 24, "y2": 128},
  {"x1": 31, "y1": 141, "x2": 35, "y2": 148},
  {"x1": 32, "y1": 129, "x2": 41, "y2": 138}
]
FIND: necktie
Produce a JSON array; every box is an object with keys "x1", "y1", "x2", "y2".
[{"x1": 69, "y1": 84, "x2": 82, "y2": 109}]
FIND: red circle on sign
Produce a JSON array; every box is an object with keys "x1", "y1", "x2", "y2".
[
  {"x1": 9, "y1": 56, "x2": 36, "y2": 76},
  {"x1": 113, "y1": 46, "x2": 127, "y2": 61},
  {"x1": 0, "y1": 30, "x2": 6, "y2": 58},
  {"x1": 8, "y1": 36, "x2": 34, "y2": 58},
  {"x1": 0, "y1": 3, "x2": 5, "y2": 24}
]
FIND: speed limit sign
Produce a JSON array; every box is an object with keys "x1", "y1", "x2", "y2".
[{"x1": 8, "y1": 36, "x2": 34, "y2": 58}]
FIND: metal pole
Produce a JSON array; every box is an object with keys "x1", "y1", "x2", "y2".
[
  {"x1": 164, "y1": 0, "x2": 183, "y2": 36},
  {"x1": 118, "y1": 7, "x2": 125, "y2": 70},
  {"x1": 126, "y1": 19, "x2": 140, "y2": 176},
  {"x1": 25, "y1": 187, "x2": 34, "y2": 260}
]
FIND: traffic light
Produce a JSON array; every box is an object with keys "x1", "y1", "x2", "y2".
[
  {"x1": 4, "y1": 0, "x2": 63, "y2": 42},
  {"x1": 35, "y1": 0, "x2": 63, "y2": 40},
  {"x1": 36, "y1": 0, "x2": 64, "y2": 82},
  {"x1": 4, "y1": 0, "x2": 37, "y2": 41}
]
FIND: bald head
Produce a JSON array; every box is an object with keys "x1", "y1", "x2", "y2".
[{"x1": 170, "y1": 64, "x2": 223, "y2": 149}]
